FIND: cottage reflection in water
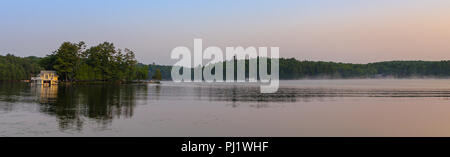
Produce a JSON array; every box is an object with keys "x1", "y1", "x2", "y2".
[{"x1": 32, "y1": 85, "x2": 58, "y2": 104}]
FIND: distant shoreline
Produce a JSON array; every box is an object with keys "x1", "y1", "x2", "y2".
[
  {"x1": 0, "y1": 80, "x2": 161, "y2": 84},
  {"x1": 2, "y1": 78, "x2": 450, "y2": 84},
  {"x1": 3, "y1": 53, "x2": 450, "y2": 82}
]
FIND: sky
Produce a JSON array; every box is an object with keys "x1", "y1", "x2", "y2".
[{"x1": 1, "y1": 0, "x2": 450, "y2": 65}]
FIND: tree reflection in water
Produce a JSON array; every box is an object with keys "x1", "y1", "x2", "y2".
[
  {"x1": 4, "y1": 80, "x2": 449, "y2": 133},
  {"x1": 36, "y1": 84, "x2": 148, "y2": 131}
]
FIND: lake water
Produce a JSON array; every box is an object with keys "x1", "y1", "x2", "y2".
[{"x1": 1, "y1": 79, "x2": 450, "y2": 137}]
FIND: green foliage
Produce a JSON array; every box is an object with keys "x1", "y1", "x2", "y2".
[
  {"x1": 152, "y1": 68, "x2": 162, "y2": 81},
  {"x1": 277, "y1": 58, "x2": 450, "y2": 79},
  {"x1": 74, "y1": 63, "x2": 97, "y2": 81},
  {"x1": 53, "y1": 42, "x2": 85, "y2": 81},
  {"x1": 0, "y1": 41, "x2": 151, "y2": 82},
  {"x1": 38, "y1": 54, "x2": 57, "y2": 70},
  {"x1": 148, "y1": 64, "x2": 172, "y2": 80},
  {"x1": 0, "y1": 54, "x2": 42, "y2": 81},
  {"x1": 149, "y1": 58, "x2": 450, "y2": 80},
  {"x1": 54, "y1": 41, "x2": 141, "y2": 82},
  {"x1": 6, "y1": 44, "x2": 450, "y2": 82},
  {"x1": 135, "y1": 64, "x2": 149, "y2": 81}
]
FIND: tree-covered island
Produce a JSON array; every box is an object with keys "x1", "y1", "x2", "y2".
[{"x1": 0, "y1": 41, "x2": 157, "y2": 83}]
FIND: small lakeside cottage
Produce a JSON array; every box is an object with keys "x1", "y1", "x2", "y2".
[{"x1": 31, "y1": 71, "x2": 58, "y2": 85}]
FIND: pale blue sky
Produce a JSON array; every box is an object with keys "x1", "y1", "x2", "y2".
[{"x1": 1, "y1": 0, "x2": 450, "y2": 64}]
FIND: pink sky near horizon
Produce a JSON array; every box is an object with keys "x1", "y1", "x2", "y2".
[{"x1": 0, "y1": 0, "x2": 449, "y2": 64}]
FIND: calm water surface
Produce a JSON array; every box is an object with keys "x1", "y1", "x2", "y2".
[{"x1": 1, "y1": 79, "x2": 450, "y2": 137}]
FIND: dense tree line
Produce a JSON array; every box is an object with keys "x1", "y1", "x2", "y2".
[
  {"x1": 40, "y1": 42, "x2": 146, "y2": 82},
  {"x1": 3, "y1": 48, "x2": 450, "y2": 81},
  {"x1": 151, "y1": 58, "x2": 450, "y2": 80},
  {"x1": 148, "y1": 64, "x2": 172, "y2": 80},
  {"x1": 39, "y1": 41, "x2": 149, "y2": 82},
  {"x1": 279, "y1": 58, "x2": 450, "y2": 79},
  {"x1": 0, "y1": 41, "x2": 149, "y2": 82},
  {"x1": 0, "y1": 54, "x2": 42, "y2": 81}
]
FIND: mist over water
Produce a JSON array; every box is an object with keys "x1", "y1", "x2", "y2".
[{"x1": 1, "y1": 79, "x2": 450, "y2": 136}]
